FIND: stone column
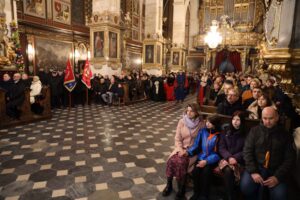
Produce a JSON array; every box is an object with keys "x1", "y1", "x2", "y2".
[
  {"x1": 262, "y1": 0, "x2": 296, "y2": 94},
  {"x1": 88, "y1": 0, "x2": 121, "y2": 76},
  {"x1": 263, "y1": 0, "x2": 296, "y2": 64},
  {"x1": 169, "y1": 0, "x2": 188, "y2": 72},
  {"x1": 142, "y1": 0, "x2": 164, "y2": 76}
]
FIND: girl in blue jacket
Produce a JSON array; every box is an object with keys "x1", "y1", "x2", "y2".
[{"x1": 187, "y1": 115, "x2": 221, "y2": 200}]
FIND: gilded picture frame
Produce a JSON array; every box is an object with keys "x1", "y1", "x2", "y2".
[
  {"x1": 94, "y1": 31, "x2": 105, "y2": 58},
  {"x1": 109, "y1": 31, "x2": 118, "y2": 58},
  {"x1": 53, "y1": 0, "x2": 71, "y2": 25},
  {"x1": 172, "y1": 51, "x2": 180, "y2": 66},
  {"x1": 23, "y1": 0, "x2": 46, "y2": 18},
  {"x1": 35, "y1": 37, "x2": 73, "y2": 72},
  {"x1": 145, "y1": 45, "x2": 154, "y2": 64}
]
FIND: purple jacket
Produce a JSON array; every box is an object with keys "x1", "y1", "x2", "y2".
[{"x1": 218, "y1": 129, "x2": 245, "y2": 164}]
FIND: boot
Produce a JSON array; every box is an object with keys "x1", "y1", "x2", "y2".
[
  {"x1": 162, "y1": 177, "x2": 173, "y2": 196},
  {"x1": 175, "y1": 179, "x2": 186, "y2": 200}
]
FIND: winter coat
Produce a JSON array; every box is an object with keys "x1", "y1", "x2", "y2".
[
  {"x1": 188, "y1": 128, "x2": 221, "y2": 165},
  {"x1": 169, "y1": 118, "x2": 205, "y2": 172},
  {"x1": 217, "y1": 99, "x2": 244, "y2": 116},
  {"x1": 30, "y1": 80, "x2": 42, "y2": 104},
  {"x1": 247, "y1": 100, "x2": 277, "y2": 119},
  {"x1": 218, "y1": 128, "x2": 245, "y2": 164},
  {"x1": 7, "y1": 80, "x2": 26, "y2": 107},
  {"x1": 243, "y1": 123, "x2": 296, "y2": 182}
]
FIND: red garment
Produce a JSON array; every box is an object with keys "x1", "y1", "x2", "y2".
[
  {"x1": 184, "y1": 76, "x2": 189, "y2": 88},
  {"x1": 164, "y1": 83, "x2": 175, "y2": 101},
  {"x1": 198, "y1": 86, "x2": 204, "y2": 106}
]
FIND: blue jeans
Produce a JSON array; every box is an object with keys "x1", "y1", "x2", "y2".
[{"x1": 240, "y1": 168, "x2": 287, "y2": 200}]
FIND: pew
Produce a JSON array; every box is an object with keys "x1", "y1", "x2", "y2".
[
  {"x1": 0, "y1": 86, "x2": 52, "y2": 129},
  {"x1": 35, "y1": 86, "x2": 51, "y2": 116},
  {"x1": 199, "y1": 105, "x2": 218, "y2": 113},
  {"x1": 0, "y1": 88, "x2": 6, "y2": 123},
  {"x1": 116, "y1": 82, "x2": 147, "y2": 105},
  {"x1": 20, "y1": 88, "x2": 33, "y2": 120}
]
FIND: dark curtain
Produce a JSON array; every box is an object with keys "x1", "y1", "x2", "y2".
[
  {"x1": 229, "y1": 51, "x2": 242, "y2": 72},
  {"x1": 213, "y1": 49, "x2": 242, "y2": 72},
  {"x1": 214, "y1": 49, "x2": 226, "y2": 71}
]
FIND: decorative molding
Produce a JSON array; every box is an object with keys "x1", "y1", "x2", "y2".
[{"x1": 88, "y1": 11, "x2": 120, "y2": 27}]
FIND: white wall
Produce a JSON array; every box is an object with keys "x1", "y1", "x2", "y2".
[{"x1": 2, "y1": 0, "x2": 17, "y2": 36}]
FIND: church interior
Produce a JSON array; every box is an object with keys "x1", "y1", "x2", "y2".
[{"x1": 0, "y1": 0, "x2": 300, "y2": 199}]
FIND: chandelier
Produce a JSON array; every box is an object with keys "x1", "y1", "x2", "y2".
[{"x1": 204, "y1": 20, "x2": 222, "y2": 49}]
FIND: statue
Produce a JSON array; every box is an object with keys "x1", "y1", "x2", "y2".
[{"x1": 0, "y1": 35, "x2": 16, "y2": 67}]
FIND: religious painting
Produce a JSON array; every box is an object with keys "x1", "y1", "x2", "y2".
[
  {"x1": 35, "y1": 37, "x2": 73, "y2": 72},
  {"x1": 23, "y1": 0, "x2": 46, "y2": 18},
  {"x1": 71, "y1": 0, "x2": 85, "y2": 25},
  {"x1": 94, "y1": 31, "x2": 104, "y2": 58},
  {"x1": 126, "y1": 52, "x2": 142, "y2": 71},
  {"x1": 53, "y1": 0, "x2": 71, "y2": 25},
  {"x1": 186, "y1": 56, "x2": 204, "y2": 72},
  {"x1": 78, "y1": 43, "x2": 88, "y2": 60},
  {"x1": 173, "y1": 51, "x2": 180, "y2": 65},
  {"x1": 109, "y1": 32, "x2": 118, "y2": 58},
  {"x1": 132, "y1": 0, "x2": 140, "y2": 15},
  {"x1": 157, "y1": 45, "x2": 161, "y2": 64},
  {"x1": 145, "y1": 45, "x2": 154, "y2": 63},
  {"x1": 132, "y1": 29, "x2": 139, "y2": 41}
]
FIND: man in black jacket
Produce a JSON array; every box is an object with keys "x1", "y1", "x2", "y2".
[
  {"x1": 6, "y1": 73, "x2": 26, "y2": 119},
  {"x1": 240, "y1": 107, "x2": 296, "y2": 200},
  {"x1": 217, "y1": 88, "x2": 243, "y2": 116}
]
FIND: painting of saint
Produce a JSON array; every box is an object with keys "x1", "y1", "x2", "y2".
[
  {"x1": 145, "y1": 45, "x2": 154, "y2": 63},
  {"x1": 157, "y1": 45, "x2": 161, "y2": 64},
  {"x1": 23, "y1": 0, "x2": 46, "y2": 18},
  {"x1": 109, "y1": 32, "x2": 118, "y2": 58},
  {"x1": 94, "y1": 31, "x2": 104, "y2": 58},
  {"x1": 173, "y1": 52, "x2": 179, "y2": 65}
]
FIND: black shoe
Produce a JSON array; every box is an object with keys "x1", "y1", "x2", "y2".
[
  {"x1": 162, "y1": 177, "x2": 173, "y2": 197},
  {"x1": 175, "y1": 179, "x2": 186, "y2": 200}
]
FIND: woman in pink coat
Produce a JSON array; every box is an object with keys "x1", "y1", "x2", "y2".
[{"x1": 162, "y1": 103, "x2": 205, "y2": 199}]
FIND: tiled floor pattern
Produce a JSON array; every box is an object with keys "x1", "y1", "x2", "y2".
[{"x1": 0, "y1": 96, "x2": 201, "y2": 200}]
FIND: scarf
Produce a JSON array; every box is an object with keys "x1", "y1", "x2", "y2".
[{"x1": 183, "y1": 114, "x2": 200, "y2": 130}]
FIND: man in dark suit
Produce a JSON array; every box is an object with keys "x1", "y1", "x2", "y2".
[{"x1": 6, "y1": 73, "x2": 26, "y2": 119}]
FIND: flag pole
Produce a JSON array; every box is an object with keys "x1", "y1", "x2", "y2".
[
  {"x1": 68, "y1": 92, "x2": 72, "y2": 110},
  {"x1": 86, "y1": 88, "x2": 89, "y2": 105}
]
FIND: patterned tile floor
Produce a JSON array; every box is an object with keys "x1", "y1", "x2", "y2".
[{"x1": 0, "y1": 95, "x2": 205, "y2": 200}]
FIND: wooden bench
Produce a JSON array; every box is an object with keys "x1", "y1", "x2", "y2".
[
  {"x1": 199, "y1": 105, "x2": 218, "y2": 114},
  {"x1": 0, "y1": 86, "x2": 52, "y2": 129}
]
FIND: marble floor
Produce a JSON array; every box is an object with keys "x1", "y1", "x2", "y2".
[
  {"x1": 0, "y1": 96, "x2": 203, "y2": 200},
  {"x1": 1, "y1": 95, "x2": 300, "y2": 200}
]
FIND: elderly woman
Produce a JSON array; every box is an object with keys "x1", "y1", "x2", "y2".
[
  {"x1": 162, "y1": 103, "x2": 204, "y2": 199},
  {"x1": 30, "y1": 76, "x2": 42, "y2": 104}
]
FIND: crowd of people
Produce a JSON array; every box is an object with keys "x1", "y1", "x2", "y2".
[
  {"x1": 1, "y1": 68, "x2": 300, "y2": 128},
  {"x1": 163, "y1": 103, "x2": 296, "y2": 200},
  {"x1": 0, "y1": 68, "x2": 299, "y2": 199}
]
